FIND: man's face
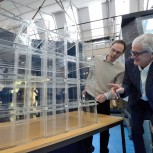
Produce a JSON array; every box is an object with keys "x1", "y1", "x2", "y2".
[
  {"x1": 131, "y1": 44, "x2": 153, "y2": 68},
  {"x1": 107, "y1": 43, "x2": 124, "y2": 62}
]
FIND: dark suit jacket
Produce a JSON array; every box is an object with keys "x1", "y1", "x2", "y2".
[{"x1": 120, "y1": 58, "x2": 153, "y2": 110}]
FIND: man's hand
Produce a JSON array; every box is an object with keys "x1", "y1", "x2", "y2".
[
  {"x1": 108, "y1": 83, "x2": 125, "y2": 98},
  {"x1": 96, "y1": 94, "x2": 107, "y2": 103}
]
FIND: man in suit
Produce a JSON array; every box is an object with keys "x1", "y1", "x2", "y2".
[{"x1": 109, "y1": 33, "x2": 153, "y2": 153}]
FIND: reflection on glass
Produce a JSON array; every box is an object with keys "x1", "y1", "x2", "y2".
[{"x1": 142, "y1": 18, "x2": 153, "y2": 34}]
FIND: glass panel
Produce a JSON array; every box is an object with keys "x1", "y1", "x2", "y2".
[
  {"x1": 68, "y1": 107, "x2": 79, "y2": 130},
  {"x1": 28, "y1": 112, "x2": 44, "y2": 141},
  {"x1": 44, "y1": 106, "x2": 66, "y2": 137},
  {"x1": 68, "y1": 83, "x2": 77, "y2": 104},
  {"x1": 80, "y1": 104, "x2": 97, "y2": 127}
]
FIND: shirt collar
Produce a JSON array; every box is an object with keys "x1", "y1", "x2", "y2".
[
  {"x1": 103, "y1": 55, "x2": 118, "y2": 65},
  {"x1": 138, "y1": 60, "x2": 153, "y2": 72}
]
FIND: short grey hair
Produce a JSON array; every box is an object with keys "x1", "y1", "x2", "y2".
[{"x1": 132, "y1": 33, "x2": 153, "y2": 53}]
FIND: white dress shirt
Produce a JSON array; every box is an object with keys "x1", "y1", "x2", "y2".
[{"x1": 138, "y1": 61, "x2": 153, "y2": 101}]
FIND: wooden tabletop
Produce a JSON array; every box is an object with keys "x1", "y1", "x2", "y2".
[{"x1": 0, "y1": 114, "x2": 123, "y2": 153}]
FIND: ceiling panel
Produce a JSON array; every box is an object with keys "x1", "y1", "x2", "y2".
[
  {"x1": 0, "y1": 0, "x2": 146, "y2": 43},
  {"x1": 0, "y1": 0, "x2": 106, "y2": 18}
]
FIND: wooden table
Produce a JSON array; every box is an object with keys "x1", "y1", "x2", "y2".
[{"x1": 0, "y1": 114, "x2": 126, "y2": 153}]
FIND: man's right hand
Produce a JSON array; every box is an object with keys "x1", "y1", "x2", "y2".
[{"x1": 108, "y1": 83, "x2": 125, "y2": 98}]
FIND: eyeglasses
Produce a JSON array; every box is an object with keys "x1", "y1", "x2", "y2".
[
  {"x1": 130, "y1": 50, "x2": 148, "y2": 57},
  {"x1": 111, "y1": 48, "x2": 123, "y2": 55}
]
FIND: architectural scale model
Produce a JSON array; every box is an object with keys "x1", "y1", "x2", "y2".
[{"x1": 0, "y1": 13, "x2": 97, "y2": 150}]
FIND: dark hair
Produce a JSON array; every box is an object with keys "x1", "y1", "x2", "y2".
[{"x1": 111, "y1": 40, "x2": 126, "y2": 52}]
